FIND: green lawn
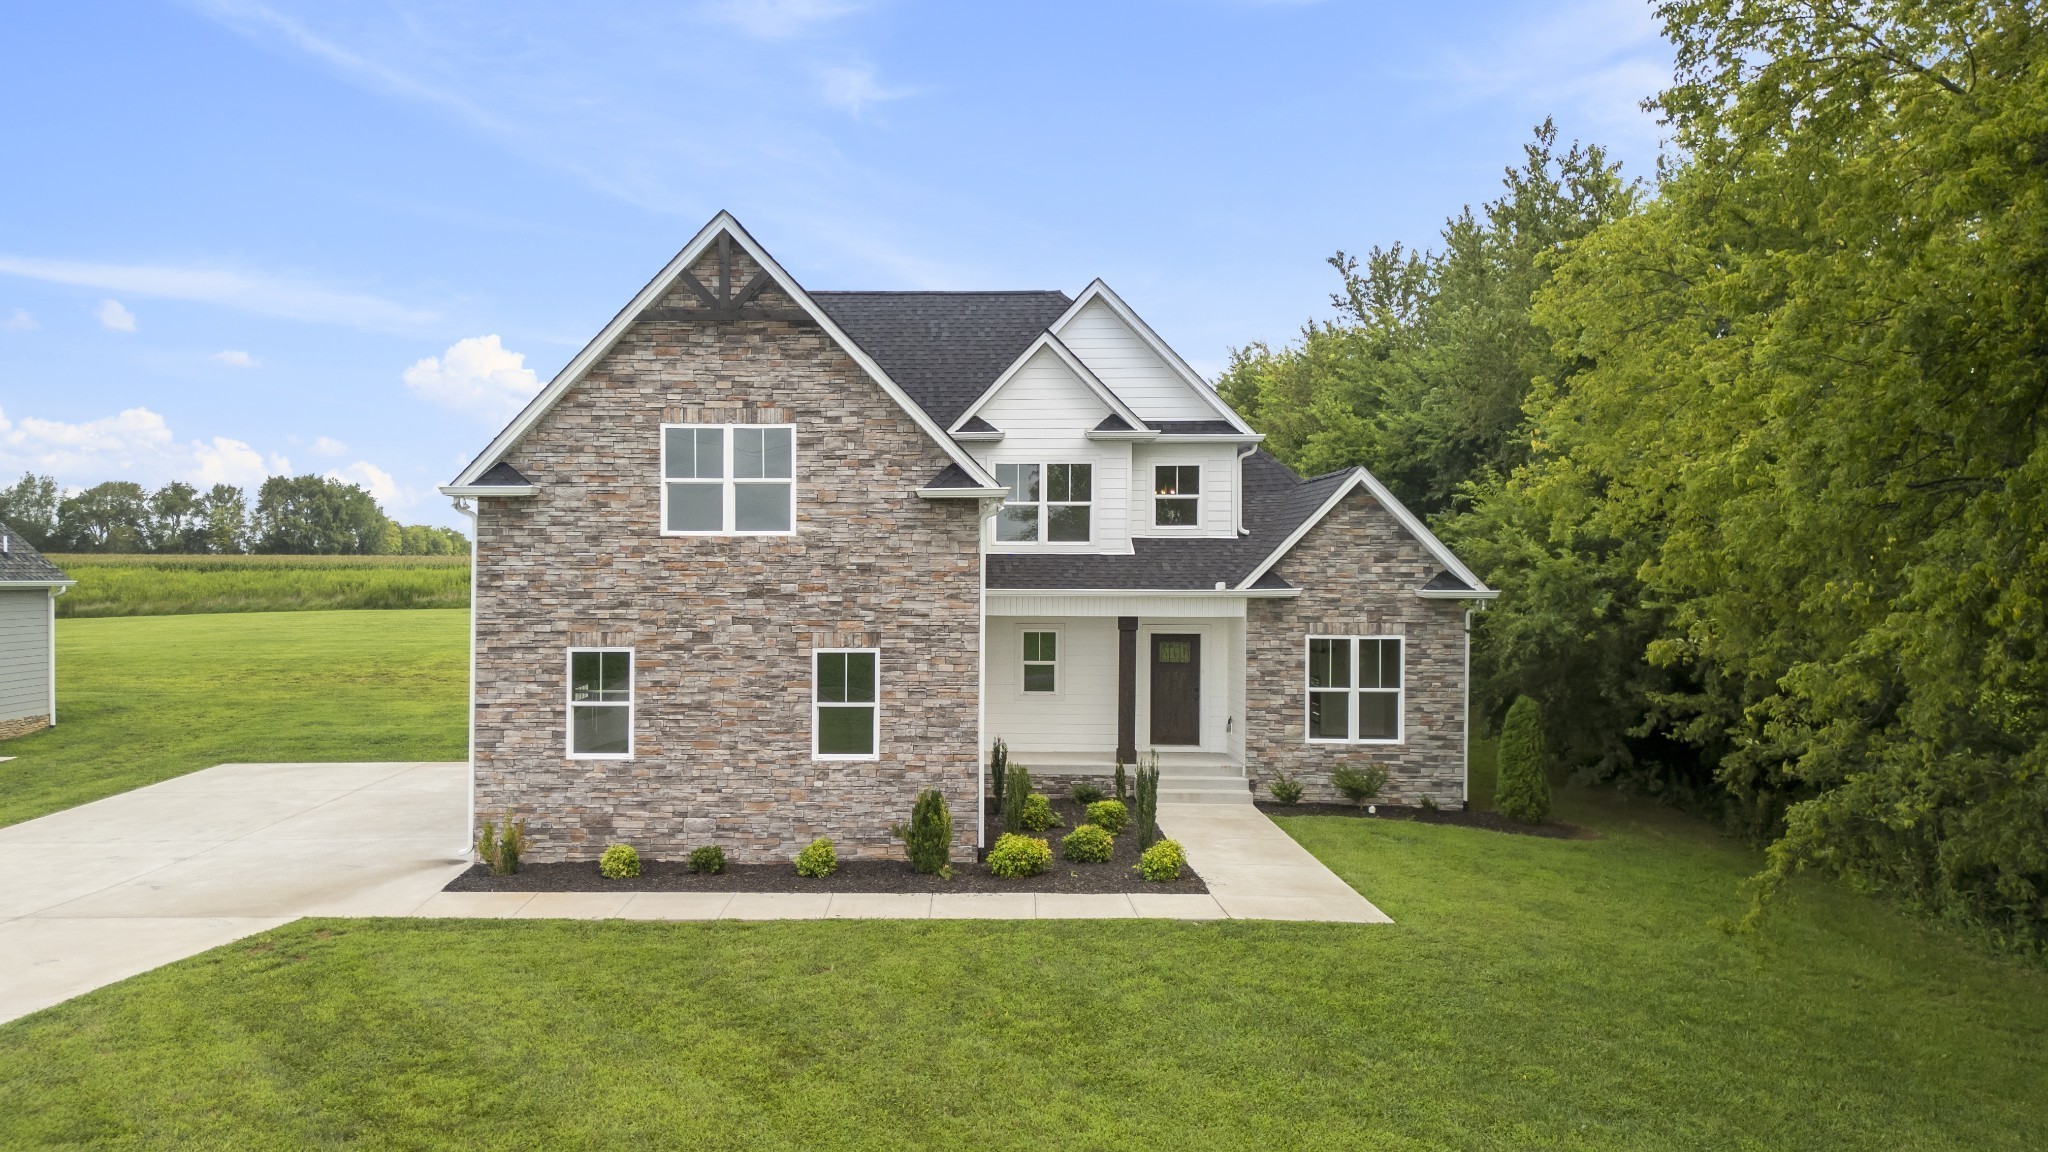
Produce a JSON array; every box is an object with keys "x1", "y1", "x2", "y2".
[
  {"x1": 3, "y1": 792, "x2": 2040, "y2": 1149},
  {"x1": 0, "y1": 610, "x2": 467, "y2": 828}
]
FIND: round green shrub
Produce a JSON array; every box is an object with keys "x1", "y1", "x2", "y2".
[
  {"x1": 1071, "y1": 782, "x2": 1108, "y2": 806},
  {"x1": 986, "y1": 832, "x2": 1053, "y2": 878},
  {"x1": 688, "y1": 845, "x2": 726, "y2": 875},
  {"x1": 1061, "y1": 823, "x2": 1114, "y2": 863},
  {"x1": 598, "y1": 843, "x2": 640, "y2": 879},
  {"x1": 1137, "y1": 838, "x2": 1187, "y2": 882},
  {"x1": 1494, "y1": 694, "x2": 1553, "y2": 824},
  {"x1": 1084, "y1": 798, "x2": 1129, "y2": 834},
  {"x1": 1268, "y1": 774, "x2": 1305, "y2": 805},
  {"x1": 1019, "y1": 792, "x2": 1063, "y2": 832},
  {"x1": 795, "y1": 837, "x2": 838, "y2": 878}
]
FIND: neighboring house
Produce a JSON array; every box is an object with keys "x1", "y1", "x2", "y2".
[
  {"x1": 0, "y1": 523, "x2": 71, "y2": 740},
  {"x1": 443, "y1": 213, "x2": 1496, "y2": 863}
]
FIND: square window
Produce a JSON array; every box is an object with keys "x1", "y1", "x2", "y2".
[
  {"x1": 1307, "y1": 637, "x2": 1400, "y2": 744},
  {"x1": 661, "y1": 424, "x2": 794, "y2": 535}
]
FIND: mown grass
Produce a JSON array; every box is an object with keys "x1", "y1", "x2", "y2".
[
  {"x1": 0, "y1": 609, "x2": 467, "y2": 828},
  {"x1": 46, "y1": 553, "x2": 469, "y2": 617},
  {"x1": 2, "y1": 791, "x2": 2040, "y2": 1149}
]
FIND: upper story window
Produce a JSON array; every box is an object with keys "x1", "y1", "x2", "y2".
[
  {"x1": 1306, "y1": 636, "x2": 1403, "y2": 744},
  {"x1": 567, "y1": 648, "x2": 632, "y2": 758},
  {"x1": 1154, "y1": 465, "x2": 1201, "y2": 526},
  {"x1": 995, "y1": 463, "x2": 1092, "y2": 543},
  {"x1": 662, "y1": 424, "x2": 794, "y2": 535}
]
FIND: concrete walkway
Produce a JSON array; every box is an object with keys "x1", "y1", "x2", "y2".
[{"x1": 1, "y1": 762, "x2": 1386, "y2": 1025}]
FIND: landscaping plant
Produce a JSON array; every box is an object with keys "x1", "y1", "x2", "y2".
[
  {"x1": 1061, "y1": 823, "x2": 1114, "y2": 863},
  {"x1": 1331, "y1": 763, "x2": 1389, "y2": 808},
  {"x1": 985, "y1": 832, "x2": 1052, "y2": 878},
  {"x1": 1494, "y1": 695, "x2": 1551, "y2": 824},
  {"x1": 1114, "y1": 758, "x2": 1128, "y2": 804},
  {"x1": 1071, "y1": 782, "x2": 1106, "y2": 806},
  {"x1": 1084, "y1": 798, "x2": 1128, "y2": 835},
  {"x1": 687, "y1": 845, "x2": 726, "y2": 875},
  {"x1": 475, "y1": 811, "x2": 526, "y2": 875},
  {"x1": 598, "y1": 843, "x2": 640, "y2": 879},
  {"x1": 989, "y1": 737, "x2": 1008, "y2": 806},
  {"x1": 1268, "y1": 773, "x2": 1304, "y2": 804},
  {"x1": 1002, "y1": 762, "x2": 1032, "y2": 833},
  {"x1": 892, "y1": 788, "x2": 953, "y2": 875},
  {"x1": 795, "y1": 837, "x2": 838, "y2": 878},
  {"x1": 1135, "y1": 757, "x2": 1160, "y2": 850},
  {"x1": 1137, "y1": 838, "x2": 1187, "y2": 882},
  {"x1": 1018, "y1": 792, "x2": 1062, "y2": 833}
]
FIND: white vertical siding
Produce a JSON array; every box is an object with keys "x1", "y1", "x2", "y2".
[
  {"x1": 0, "y1": 589, "x2": 52, "y2": 723},
  {"x1": 970, "y1": 346, "x2": 1133, "y2": 556},
  {"x1": 984, "y1": 616, "x2": 1121, "y2": 757},
  {"x1": 1128, "y1": 441, "x2": 1241, "y2": 539},
  {"x1": 1055, "y1": 299, "x2": 1220, "y2": 421}
]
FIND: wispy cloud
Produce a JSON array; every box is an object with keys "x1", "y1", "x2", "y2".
[
  {"x1": 309, "y1": 435, "x2": 348, "y2": 456},
  {"x1": 95, "y1": 299, "x2": 137, "y2": 332},
  {"x1": 402, "y1": 334, "x2": 540, "y2": 425},
  {"x1": 817, "y1": 63, "x2": 918, "y2": 115},
  {"x1": 2, "y1": 308, "x2": 36, "y2": 332},
  {"x1": 698, "y1": 0, "x2": 871, "y2": 41},
  {"x1": 212, "y1": 349, "x2": 259, "y2": 368},
  {"x1": 0, "y1": 255, "x2": 438, "y2": 332}
]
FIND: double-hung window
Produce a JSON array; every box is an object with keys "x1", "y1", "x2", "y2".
[
  {"x1": 814, "y1": 649, "x2": 879, "y2": 759},
  {"x1": 1306, "y1": 636, "x2": 1403, "y2": 743},
  {"x1": 568, "y1": 648, "x2": 632, "y2": 758},
  {"x1": 1022, "y1": 630, "x2": 1058, "y2": 693},
  {"x1": 994, "y1": 463, "x2": 1092, "y2": 542},
  {"x1": 662, "y1": 424, "x2": 794, "y2": 534},
  {"x1": 1154, "y1": 465, "x2": 1200, "y2": 526}
]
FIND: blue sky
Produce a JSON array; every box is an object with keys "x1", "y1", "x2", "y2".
[{"x1": 0, "y1": 0, "x2": 1672, "y2": 529}]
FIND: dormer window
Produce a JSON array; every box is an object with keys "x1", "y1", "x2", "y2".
[
  {"x1": 1154, "y1": 465, "x2": 1200, "y2": 526},
  {"x1": 994, "y1": 463, "x2": 1091, "y2": 543}
]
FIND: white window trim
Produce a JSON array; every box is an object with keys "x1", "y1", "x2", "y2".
[
  {"x1": 1303, "y1": 635, "x2": 1405, "y2": 745},
  {"x1": 566, "y1": 646, "x2": 634, "y2": 760},
  {"x1": 991, "y1": 462, "x2": 1094, "y2": 545},
  {"x1": 659, "y1": 422, "x2": 797, "y2": 537},
  {"x1": 813, "y1": 647, "x2": 881, "y2": 761},
  {"x1": 1151, "y1": 463, "x2": 1203, "y2": 530},
  {"x1": 1019, "y1": 626, "x2": 1061, "y2": 697}
]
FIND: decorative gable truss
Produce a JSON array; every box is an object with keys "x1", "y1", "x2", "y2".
[{"x1": 442, "y1": 212, "x2": 1006, "y2": 500}]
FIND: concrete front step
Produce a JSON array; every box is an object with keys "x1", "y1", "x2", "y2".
[{"x1": 1157, "y1": 776, "x2": 1255, "y2": 805}]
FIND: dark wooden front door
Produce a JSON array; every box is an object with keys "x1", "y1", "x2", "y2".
[{"x1": 1150, "y1": 633, "x2": 1201, "y2": 745}]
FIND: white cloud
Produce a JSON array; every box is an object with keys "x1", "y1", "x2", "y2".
[
  {"x1": 193, "y1": 437, "x2": 291, "y2": 489},
  {"x1": 95, "y1": 299, "x2": 137, "y2": 332},
  {"x1": 817, "y1": 63, "x2": 917, "y2": 115},
  {"x1": 699, "y1": 0, "x2": 869, "y2": 40},
  {"x1": 0, "y1": 255, "x2": 438, "y2": 333},
  {"x1": 324, "y1": 460, "x2": 405, "y2": 508},
  {"x1": 0, "y1": 404, "x2": 291, "y2": 492},
  {"x1": 1425, "y1": 0, "x2": 1671, "y2": 154},
  {"x1": 309, "y1": 435, "x2": 348, "y2": 457},
  {"x1": 2, "y1": 308, "x2": 36, "y2": 332},
  {"x1": 211, "y1": 349, "x2": 259, "y2": 368},
  {"x1": 402, "y1": 335, "x2": 540, "y2": 425}
]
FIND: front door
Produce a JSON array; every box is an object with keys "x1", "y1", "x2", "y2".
[{"x1": 1149, "y1": 633, "x2": 1201, "y2": 746}]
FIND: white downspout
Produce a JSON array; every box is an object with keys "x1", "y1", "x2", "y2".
[
  {"x1": 1462, "y1": 607, "x2": 1472, "y2": 805},
  {"x1": 453, "y1": 497, "x2": 479, "y2": 860},
  {"x1": 48, "y1": 585, "x2": 63, "y2": 726},
  {"x1": 975, "y1": 495, "x2": 1003, "y2": 854}
]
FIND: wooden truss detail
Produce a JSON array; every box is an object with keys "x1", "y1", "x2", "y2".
[{"x1": 673, "y1": 231, "x2": 789, "y2": 321}]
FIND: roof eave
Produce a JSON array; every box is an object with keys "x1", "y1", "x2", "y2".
[
  {"x1": 0, "y1": 578, "x2": 75, "y2": 589},
  {"x1": 918, "y1": 486, "x2": 1008, "y2": 499},
  {"x1": 440, "y1": 484, "x2": 540, "y2": 498},
  {"x1": 1415, "y1": 588, "x2": 1499, "y2": 600}
]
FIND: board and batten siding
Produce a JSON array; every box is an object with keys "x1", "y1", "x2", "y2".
[
  {"x1": 1055, "y1": 298, "x2": 1218, "y2": 421},
  {"x1": 0, "y1": 589, "x2": 52, "y2": 724}
]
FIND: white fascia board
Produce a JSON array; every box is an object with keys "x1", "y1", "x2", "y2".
[
  {"x1": 451, "y1": 211, "x2": 998, "y2": 491},
  {"x1": 1152, "y1": 433, "x2": 1267, "y2": 443},
  {"x1": 918, "y1": 485, "x2": 1008, "y2": 498},
  {"x1": 439, "y1": 484, "x2": 539, "y2": 498},
  {"x1": 1417, "y1": 588, "x2": 1501, "y2": 600},
  {"x1": 989, "y1": 586, "x2": 1300, "y2": 599},
  {"x1": 952, "y1": 431, "x2": 1005, "y2": 442},
  {"x1": 1084, "y1": 430, "x2": 1161, "y2": 441},
  {"x1": 0, "y1": 579, "x2": 74, "y2": 589},
  {"x1": 949, "y1": 331, "x2": 1147, "y2": 434},
  {"x1": 1049, "y1": 279, "x2": 1256, "y2": 434},
  {"x1": 1235, "y1": 468, "x2": 1493, "y2": 594}
]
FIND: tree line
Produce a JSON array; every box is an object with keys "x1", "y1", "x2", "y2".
[
  {"x1": 0, "y1": 472, "x2": 467, "y2": 555},
  {"x1": 1220, "y1": 1, "x2": 2046, "y2": 949}
]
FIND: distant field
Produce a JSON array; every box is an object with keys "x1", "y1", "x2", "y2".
[{"x1": 46, "y1": 554, "x2": 469, "y2": 617}]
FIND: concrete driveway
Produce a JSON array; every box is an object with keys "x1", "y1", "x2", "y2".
[{"x1": 0, "y1": 761, "x2": 469, "y2": 1024}]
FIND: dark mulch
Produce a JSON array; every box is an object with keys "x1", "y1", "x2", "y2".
[
  {"x1": 1255, "y1": 800, "x2": 1599, "y2": 840},
  {"x1": 445, "y1": 797, "x2": 1206, "y2": 894}
]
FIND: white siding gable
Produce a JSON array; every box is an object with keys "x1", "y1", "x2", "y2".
[
  {"x1": 969, "y1": 345, "x2": 1133, "y2": 555},
  {"x1": 1056, "y1": 298, "x2": 1219, "y2": 422},
  {"x1": 1130, "y1": 441, "x2": 1242, "y2": 539}
]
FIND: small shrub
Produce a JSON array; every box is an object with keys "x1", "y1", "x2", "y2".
[
  {"x1": 1003, "y1": 763, "x2": 1032, "y2": 833},
  {"x1": 986, "y1": 832, "x2": 1053, "y2": 878},
  {"x1": 795, "y1": 837, "x2": 838, "y2": 878},
  {"x1": 1137, "y1": 838, "x2": 1187, "y2": 882},
  {"x1": 688, "y1": 845, "x2": 727, "y2": 874},
  {"x1": 1071, "y1": 782, "x2": 1108, "y2": 806},
  {"x1": 1085, "y1": 798, "x2": 1129, "y2": 834},
  {"x1": 1332, "y1": 763, "x2": 1390, "y2": 807},
  {"x1": 1114, "y1": 759, "x2": 1129, "y2": 803},
  {"x1": 1061, "y1": 823, "x2": 1115, "y2": 863},
  {"x1": 598, "y1": 843, "x2": 641, "y2": 879},
  {"x1": 1419, "y1": 795, "x2": 1439, "y2": 812},
  {"x1": 989, "y1": 737, "x2": 1009, "y2": 805},
  {"x1": 1268, "y1": 773, "x2": 1305, "y2": 805},
  {"x1": 1019, "y1": 792, "x2": 1063, "y2": 832},
  {"x1": 1495, "y1": 695, "x2": 1553, "y2": 824},
  {"x1": 1135, "y1": 755, "x2": 1161, "y2": 849},
  {"x1": 892, "y1": 788, "x2": 954, "y2": 875},
  {"x1": 475, "y1": 811, "x2": 526, "y2": 875}
]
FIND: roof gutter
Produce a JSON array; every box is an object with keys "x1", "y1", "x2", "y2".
[
  {"x1": 988, "y1": 586, "x2": 1300, "y2": 599},
  {"x1": 1416, "y1": 588, "x2": 1500, "y2": 600},
  {"x1": 0, "y1": 579, "x2": 75, "y2": 589},
  {"x1": 438, "y1": 484, "x2": 539, "y2": 498}
]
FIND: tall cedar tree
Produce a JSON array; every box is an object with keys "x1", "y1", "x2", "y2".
[{"x1": 1494, "y1": 696, "x2": 1551, "y2": 824}]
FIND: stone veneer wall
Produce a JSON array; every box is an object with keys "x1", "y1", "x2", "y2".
[
  {"x1": 1244, "y1": 487, "x2": 1469, "y2": 807},
  {"x1": 0, "y1": 715, "x2": 49, "y2": 741},
  {"x1": 472, "y1": 242, "x2": 985, "y2": 863}
]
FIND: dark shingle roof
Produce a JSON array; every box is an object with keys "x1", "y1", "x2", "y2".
[
  {"x1": 1421, "y1": 569, "x2": 1474, "y2": 592},
  {"x1": 1093, "y1": 414, "x2": 1137, "y2": 433},
  {"x1": 475, "y1": 462, "x2": 533, "y2": 486},
  {"x1": 919, "y1": 464, "x2": 990, "y2": 491},
  {"x1": 0, "y1": 523, "x2": 69, "y2": 584},
  {"x1": 811, "y1": 291, "x2": 1073, "y2": 426},
  {"x1": 957, "y1": 415, "x2": 999, "y2": 434},
  {"x1": 986, "y1": 452, "x2": 1352, "y2": 590},
  {"x1": 1149, "y1": 419, "x2": 1242, "y2": 435}
]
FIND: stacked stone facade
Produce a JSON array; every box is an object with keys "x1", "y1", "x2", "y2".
[
  {"x1": 1244, "y1": 487, "x2": 1469, "y2": 807},
  {"x1": 0, "y1": 715, "x2": 49, "y2": 741},
  {"x1": 472, "y1": 245, "x2": 984, "y2": 864}
]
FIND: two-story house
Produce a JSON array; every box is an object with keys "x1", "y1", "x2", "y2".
[{"x1": 442, "y1": 213, "x2": 1495, "y2": 863}]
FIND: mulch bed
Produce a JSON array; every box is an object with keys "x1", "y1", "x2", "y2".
[
  {"x1": 1255, "y1": 800, "x2": 1599, "y2": 840},
  {"x1": 445, "y1": 797, "x2": 1207, "y2": 894}
]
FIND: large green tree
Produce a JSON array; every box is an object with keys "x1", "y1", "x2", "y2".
[{"x1": 251, "y1": 475, "x2": 393, "y2": 555}]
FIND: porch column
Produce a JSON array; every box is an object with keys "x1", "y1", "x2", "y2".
[{"x1": 1116, "y1": 616, "x2": 1138, "y2": 764}]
